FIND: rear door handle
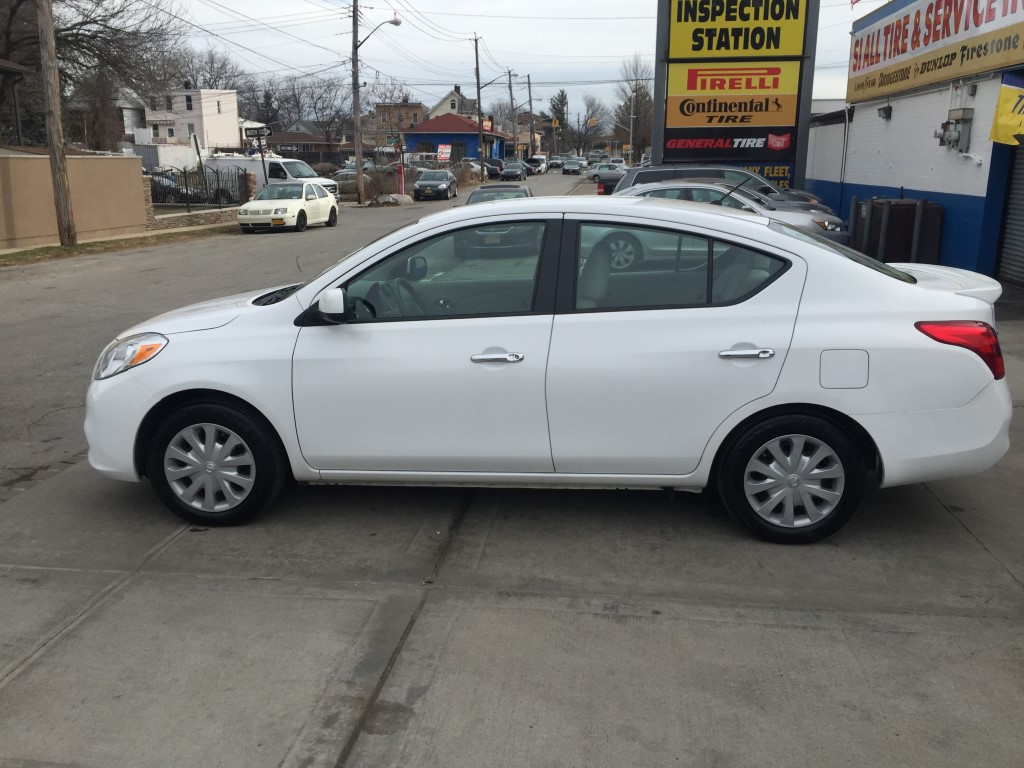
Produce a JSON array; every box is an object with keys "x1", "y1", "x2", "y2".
[
  {"x1": 719, "y1": 348, "x2": 775, "y2": 359},
  {"x1": 471, "y1": 352, "x2": 524, "y2": 363}
]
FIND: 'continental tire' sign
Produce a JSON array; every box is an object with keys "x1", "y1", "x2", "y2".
[
  {"x1": 669, "y1": 0, "x2": 808, "y2": 58},
  {"x1": 848, "y1": 0, "x2": 1024, "y2": 102}
]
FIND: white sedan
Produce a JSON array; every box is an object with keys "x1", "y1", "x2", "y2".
[
  {"x1": 85, "y1": 197, "x2": 1011, "y2": 543},
  {"x1": 237, "y1": 182, "x2": 338, "y2": 233}
]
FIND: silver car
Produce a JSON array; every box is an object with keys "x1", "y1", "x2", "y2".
[
  {"x1": 614, "y1": 180, "x2": 849, "y2": 245},
  {"x1": 587, "y1": 163, "x2": 627, "y2": 184}
]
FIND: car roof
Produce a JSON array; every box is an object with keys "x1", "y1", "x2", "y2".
[
  {"x1": 471, "y1": 183, "x2": 530, "y2": 191},
  {"x1": 415, "y1": 195, "x2": 770, "y2": 231}
]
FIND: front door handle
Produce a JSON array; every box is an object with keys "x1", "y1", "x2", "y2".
[
  {"x1": 719, "y1": 348, "x2": 775, "y2": 359},
  {"x1": 471, "y1": 352, "x2": 524, "y2": 363}
]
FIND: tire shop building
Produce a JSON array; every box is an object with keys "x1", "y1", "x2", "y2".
[{"x1": 805, "y1": 0, "x2": 1024, "y2": 284}]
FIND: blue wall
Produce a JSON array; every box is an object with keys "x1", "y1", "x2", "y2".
[
  {"x1": 805, "y1": 167, "x2": 1010, "y2": 273},
  {"x1": 401, "y1": 132, "x2": 506, "y2": 160}
]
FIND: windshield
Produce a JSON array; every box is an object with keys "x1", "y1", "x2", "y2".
[
  {"x1": 420, "y1": 171, "x2": 448, "y2": 181},
  {"x1": 282, "y1": 160, "x2": 318, "y2": 179},
  {"x1": 769, "y1": 222, "x2": 917, "y2": 283},
  {"x1": 469, "y1": 190, "x2": 528, "y2": 203},
  {"x1": 255, "y1": 183, "x2": 303, "y2": 200}
]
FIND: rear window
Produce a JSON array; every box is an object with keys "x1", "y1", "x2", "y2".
[{"x1": 769, "y1": 222, "x2": 916, "y2": 283}]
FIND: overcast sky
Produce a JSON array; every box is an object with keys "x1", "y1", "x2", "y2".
[{"x1": 179, "y1": 0, "x2": 893, "y2": 115}]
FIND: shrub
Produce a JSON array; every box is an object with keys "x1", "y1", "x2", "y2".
[{"x1": 312, "y1": 162, "x2": 338, "y2": 177}]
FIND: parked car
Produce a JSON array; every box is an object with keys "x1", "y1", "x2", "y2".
[
  {"x1": 614, "y1": 165, "x2": 834, "y2": 212},
  {"x1": 236, "y1": 181, "x2": 338, "y2": 233},
  {"x1": 548, "y1": 157, "x2": 564, "y2": 169},
  {"x1": 587, "y1": 163, "x2": 627, "y2": 184},
  {"x1": 464, "y1": 184, "x2": 534, "y2": 205},
  {"x1": 412, "y1": 170, "x2": 459, "y2": 200},
  {"x1": 501, "y1": 162, "x2": 529, "y2": 181},
  {"x1": 615, "y1": 180, "x2": 849, "y2": 245},
  {"x1": 84, "y1": 197, "x2": 1010, "y2": 544},
  {"x1": 562, "y1": 159, "x2": 582, "y2": 175},
  {"x1": 149, "y1": 171, "x2": 203, "y2": 205},
  {"x1": 528, "y1": 156, "x2": 548, "y2": 174}
]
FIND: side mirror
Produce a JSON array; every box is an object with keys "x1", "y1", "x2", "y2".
[
  {"x1": 249, "y1": 196, "x2": 254, "y2": 202},
  {"x1": 317, "y1": 287, "x2": 347, "y2": 324},
  {"x1": 306, "y1": 194, "x2": 316, "y2": 200},
  {"x1": 406, "y1": 255, "x2": 427, "y2": 281}
]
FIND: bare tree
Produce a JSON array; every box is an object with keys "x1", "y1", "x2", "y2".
[
  {"x1": 365, "y1": 75, "x2": 411, "y2": 107},
  {"x1": 613, "y1": 54, "x2": 654, "y2": 161},
  {"x1": 179, "y1": 45, "x2": 250, "y2": 91},
  {"x1": 1, "y1": 0, "x2": 185, "y2": 144},
  {"x1": 564, "y1": 94, "x2": 610, "y2": 155}
]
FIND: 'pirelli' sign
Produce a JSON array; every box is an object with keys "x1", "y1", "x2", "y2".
[{"x1": 659, "y1": 0, "x2": 814, "y2": 185}]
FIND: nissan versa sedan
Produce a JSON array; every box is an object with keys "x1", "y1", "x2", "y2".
[{"x1": 85, "y1": 197, "x2": 1011, "y2": 544}]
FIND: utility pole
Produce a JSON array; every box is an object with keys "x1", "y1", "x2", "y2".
[
  {"x1": 36, "y1": 0, "x2": 76, "y2": 246},
  {"x1": 474, "y1": 35, "x2": 485, "y2": 183},
  {"x1": 628, "y1": 88, "x2": 635, "y2": 166},
  {"x1": 352, "y1": 0, "x2": 365, "y2": 204},
  {"x1": 527, "y1": 74, "x2": 535, "y2": 158},
  {"x1": 507, "y1": 69, "x2": 516, "y2": 159}
]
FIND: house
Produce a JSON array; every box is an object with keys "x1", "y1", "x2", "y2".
[
  {"x1": 139, "y1": 84, "x2": 239, "y2": 149},
  {"x1": 369, "y1": 98, "x2": 428, "y2": 151},
  {"x1": 427, "y1": 85, "x2": 478, "y2": 120},
  {"x1": 401, "y1": 113, "x2": 511, "y2": 162}
]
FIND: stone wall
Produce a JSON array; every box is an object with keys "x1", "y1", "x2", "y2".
[{"x1": 144, "y1": 171, "x2": 256, "y2": 231}]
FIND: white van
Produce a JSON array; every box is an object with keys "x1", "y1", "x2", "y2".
[{"x1": 203, "y1": 153, "x2": 340, "y2": 202}]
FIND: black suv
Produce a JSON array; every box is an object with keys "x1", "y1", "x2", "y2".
[{"x1": 612, "y1": 165, "x2": 834, "y2": 214}]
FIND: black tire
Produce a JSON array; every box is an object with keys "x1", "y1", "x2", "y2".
[
  {"x1": 594, "y1": 175, "x2": 601, "y2": 183},
  {"x1": 295, "y1": 210, "x2": 307, "y2": 232},
  {"x1": 600, "y1": 232, "x2": 644, "y2": 271},
  {"x1": 215, "y1": 189, "x2": 234, "y2": 205},
  {"x1": 326, "y1": 207, "x2": 338, "y2": 227},
  {"x1": 145, "y1": 402, "x2": 287, "y2": 527},
  {"x1": 717, "y1": 415, "x2": 865, "y2": 544},
  {"x1": 451, "y1": 183, "x2": 458, "y2": 198}
]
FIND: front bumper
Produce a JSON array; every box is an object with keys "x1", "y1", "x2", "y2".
[
  {"x1": 238, "y1": 211, "x2": 299, "y2": 228},
  {"x1": 85, "y1": 372, "x2": 158, "y2": 482}
]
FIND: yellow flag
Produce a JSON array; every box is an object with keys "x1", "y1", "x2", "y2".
[{"x1": 990, "y1": 84, "x2": 1024, "y2": 145}]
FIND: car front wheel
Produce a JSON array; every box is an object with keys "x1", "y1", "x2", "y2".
[
  {"x1": 718, "y1": 415, "x2": 865, "y2": 544},
  {"x1": 145, "y1": 402, "x2": 287, "y2": 526},
  {"x1": 294, "y1": 211, "x2": 307, "y2": 232}
]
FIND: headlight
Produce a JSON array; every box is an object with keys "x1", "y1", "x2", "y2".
[
  {"x1": 814, "y1": 219, "x2": 843, "y2": 232},
  {"x1": 238, "y1": 209, "x2": 248, "y2": 216},
  {"x1": 273, "y1": 207, "x2": 289, "y2": 215},
  {"x1": 437, "y1": 183, "x2": 448, "y2": 190},
  {"x1": 93, "y1": 333, "x2": 168, "y2": 380}
]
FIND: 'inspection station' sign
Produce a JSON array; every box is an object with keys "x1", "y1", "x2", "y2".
[{"x1": 669, "y1": 0, "x2": 808, "y2": 58}]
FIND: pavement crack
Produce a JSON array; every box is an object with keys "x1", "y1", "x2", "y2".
[
  {"x1": 330, "y1": 488, "x2": 474, "y2": 768},
  {"x1": 24, "y1": 403, "x2": 84, "y2": 434}
]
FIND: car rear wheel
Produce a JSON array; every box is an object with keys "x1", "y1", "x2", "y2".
[
  {"x1": 295, "y1": 211, "x2": 307, "y2": 232},
  {"x1": 326, "y1": 207, "x2": 338, "y2": 227},
  {"x1": 718, "y1": 415, "x2": 864, "y2": 544},
  {"x1": 145, "y1": 403, "x2": 287, "y2": 526},
  {"x1": 600, "y1": 232, "x2": 643, "y2": 270}
]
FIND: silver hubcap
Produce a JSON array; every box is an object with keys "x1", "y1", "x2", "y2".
[
  {"x1": 606, "y1": 240, "x2": 636, "y2": 269},
  {"x1": 163, "y1": 423, "x2": 255, "y2": 513},
  {"x1": 743, "y1": 434, "x2": 845, "y2": 528}
]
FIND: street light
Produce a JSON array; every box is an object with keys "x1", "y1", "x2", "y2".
[{"x1": 352, "y1": 4, "x2": 400, "y2": 204}]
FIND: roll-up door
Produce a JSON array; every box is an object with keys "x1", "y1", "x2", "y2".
[{"x1": 998, "y1": 146, "x2": 1024, "y2": 287}]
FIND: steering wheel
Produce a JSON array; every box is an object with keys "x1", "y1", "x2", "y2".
[
  {"x1": 390, "y1": 278, "x2": 428, "y2": 316},
  {"x1": 371, "y1": 278, "x2": 428, "y2": 318}
]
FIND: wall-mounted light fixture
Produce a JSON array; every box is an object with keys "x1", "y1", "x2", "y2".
[{"x1": 878, "y1": 105, "x2": 893, "y2": 120}]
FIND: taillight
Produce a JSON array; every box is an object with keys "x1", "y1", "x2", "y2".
[
  {"x1": 915, "y1": 321, "x2": 1004, "y2": 379},
  {"x1": 597, "y1": 183, "x2": 607, "y2": 195}
]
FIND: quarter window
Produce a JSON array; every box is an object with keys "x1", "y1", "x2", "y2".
[
  {"x1": 345, "y1": 223, "x2": 546, "y2": 322},
  {"x1": 574, "y1": 223, "x2": 787, "y2": 311}
]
